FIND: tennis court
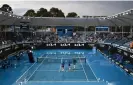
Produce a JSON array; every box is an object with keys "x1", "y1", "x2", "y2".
[
  {"x1": 10, "y1": 49, "x2": 133, "y2": 85},
  {"x1": 13, "y1": 52, "x2": 107, "y2": 85}
]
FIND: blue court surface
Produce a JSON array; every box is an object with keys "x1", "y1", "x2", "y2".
[{"x1": 0, "y1": 49, "x2": 133, "y2": 85}]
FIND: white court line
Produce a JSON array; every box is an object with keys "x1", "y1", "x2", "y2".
[
  {"x1": 83, "y1": 54, "x2": 99, "y2": 81},
  {"x1": 45, "y1": 55, "x2": 48, "y2": 58},
  {"x1": 78, "y1": 55, "x2": 89, "y2": 81},
  {"x1": 16, "y1": 63, "x2": 36, "y2": 83},
  {"x1": 26, "y1": 54, "x2": 48, "y2": 82},
  {"x1": 28, "y1": 80, "x2": 103, "y2": 82},
  {"x1": 36, "y1": 69, "x2": 84, "y2": 72},
  {"x1": 16, "y1": 53, "x2": 46, "y2": 82},
  {"x1": 59, "y1": 56, "x2": 63, "y2": 71}
]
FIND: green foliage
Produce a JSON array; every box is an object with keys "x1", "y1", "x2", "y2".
[
  {"x1": 23, "y1": 9, "x2": 36, "y2": 17},
  {"x1": 0, "y1": 4, "x2": 13, "y2": 13},
  {"x1": 0, "y1": 4, "x2": 79, "y2": 18},
  {"x1": 36, "y1": 8, "x2": 50, "y2": 17},
  {"x1": 23, "y1": 7, "x2": 66, "y2": 17},
  {"x1": 66, "y1": 12, "x2": 78, "y2": 17},
  {"x1": 49, "y1": 7, "x2": 65, "y2": 17}
]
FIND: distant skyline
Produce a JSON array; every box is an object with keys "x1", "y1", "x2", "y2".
[{"x1": 0, "y1": 1, "x2": 133, "y2": 17}]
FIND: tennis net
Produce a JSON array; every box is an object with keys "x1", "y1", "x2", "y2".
[{"x1": 37, "y1": 57, "x2": 86, "y2": 63}]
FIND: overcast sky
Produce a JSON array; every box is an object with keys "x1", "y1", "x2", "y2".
[{"x1": 0, "y1": 1, "x2": 133, "y2": 17}]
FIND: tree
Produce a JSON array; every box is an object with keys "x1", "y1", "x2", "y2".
[
  {"x1": 49, "y1": 7, "x2": 65, "y2": 17},
  {"x1": 0, "y1": 4, "x2": 13, "y2": 13},
  {"x1": 57, "y1": 10, "x2": 65, "y2": 17},
  {"x1": 23, "y1": 9, "x2": 36, "y2": 17},
  {"x1": 66, "y1": 12, "x2": 78, "y2": 17},
  {"x1": 36, "y1": 8, "x2": 50, "y2": 17}
]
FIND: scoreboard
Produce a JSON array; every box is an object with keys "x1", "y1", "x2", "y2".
[
  {"x1": 96, "y1": 26, "x2": 109, "y2": 32},
  {"x1": 20, "y1": 21, "x2": 30, "y2": 29}
]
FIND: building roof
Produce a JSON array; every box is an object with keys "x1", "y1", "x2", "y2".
[{"x1": 0, "y1": 9, "x2": 133, "y2": 27}]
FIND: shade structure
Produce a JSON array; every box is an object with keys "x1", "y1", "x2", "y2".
[{"x1": 0, "y1": 9, "x2": 133, "y2": 27}]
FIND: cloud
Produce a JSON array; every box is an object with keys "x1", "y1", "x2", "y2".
[
  {"x1": 13, "y1": 8, "x2": 29, "y2": 16},
  {"x1": 0, "y1": 1, "x2": 133, "y2": 17}
]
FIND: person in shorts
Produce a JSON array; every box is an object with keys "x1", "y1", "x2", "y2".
[
  {"x1": 73, "y1": 58, "x2": 77, "y2": 69},
  {"x1": 61, "y1": 61, "x2": 65, "y2": 71},
  {"x1": 68, "y1": 60, "x2": 71, "y2": 70}
]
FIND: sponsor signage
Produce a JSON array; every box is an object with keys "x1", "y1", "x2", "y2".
[
  {"x1": 36, "y1": 43, "x2": 93, "y2": 49},
  {"x1": 74, "y1": 52, "x2": 84, "y2": 54},
  {"x1": 46, "y1": 43, "x2": 56, "y2": 46},
  {"x1": 74, "y1": 43, "x2": 84, "y2": 46},
  {"x1": 45, "y1": 43, "x2": 86, "y2": 47},
  {"x1": 60, "y1": 43, "x2": 70, "y2": 46}
]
